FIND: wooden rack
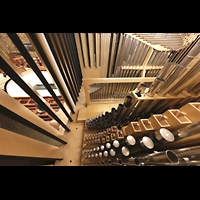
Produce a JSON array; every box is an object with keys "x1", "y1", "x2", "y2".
[
  {"x1": 83, "y1": 77, "x2": 156, "y2": 105},
  {"x1": 14, "y1": 96, "x2": 64, "y2": 121}
]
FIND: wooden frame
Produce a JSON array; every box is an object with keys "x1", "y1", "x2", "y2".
[
  {"x1": 83, "y1": 77, "x2": 156, "y2": 105},
  {"x1": 0, "y1": 88, "x2": 67, "y2": 145},
  {"x1": 0, "y1": 127, "x2": 63, "y2": 166},
  {"x1": 33, "y1": 33, "x2": 76, "y2": 111}
]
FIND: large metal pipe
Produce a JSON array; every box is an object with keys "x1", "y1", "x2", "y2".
[
  {"x1": 149, "y1": 128, "x2": 175, "y2": 146},
  {"x1": 169, "y1": 60, "x2": 200, "y2": 95},
  {"x1": 157, "y1": 36, "x2": 200, "y2": 96},
  {"x1": 121, "y1": 136, "x2": 154, "y2": 157},
  {"x1": 146, "y1": 77, "x2": 166, "y2": 97},
  {"x1": 138, "y1": 150, "x2": 187, "y2": 166},
  {"x1": 146, "y1": 36, "x2": 200, "y2": 97},
  {"x1": 119, "y1": 157, "x2": 141, "y2": 166},
  {"x1": 172, "y1": 145, "x2": 200, "y2": 161},
  {"x1": 156, "y1": 121, "x2": 200, "y2": 150}
]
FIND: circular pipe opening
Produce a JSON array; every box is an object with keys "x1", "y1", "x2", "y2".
[
  {"x1": 111, "y1": 107, "x2": 116, "y2": 112},
  {"x1": 113, "y1": 140, "x2": 120, "y2": 148},
  {"x1": 140, "y1": 83, "x2": 148, "y2": 88},
  {"x1": 135, "y1": 158, "x2": 141, "y2": 166},
  {"x1": 142, "y1": 136, "x2": 154, "y2": 149},
  {"x1": 127, "y1": 135, "x2": 136, "y2": 146},
  {"x1": 121, "y1": 146, "x2": 130, "y2": 157},
  {"x1": 118, "y1": 159, "x2": 123, "y2": 164},
  {"x1": 126, "y1": 95, "x2": 133, "y2": 100},
  {"x1": 166, "y1": 150, "x2": 179, "y2": 164},
  {"x1": 160, "y1": 128, "x2": 175, "y2": 142}
]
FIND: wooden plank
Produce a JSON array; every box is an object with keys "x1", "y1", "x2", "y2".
[
  {"x1": 83, "y1": 77, "x2": 156, "y2": 84},
  {"x1": 77, "y1": 107, "x2": 87, "y2": 121},
  {"x1": 108, "y1": 33, "x2": 117, "y2": 77},
  {"x1": 0, "y1": 89, "x2": 67, "y2": 144},
  {"x1": 83, "y1": 81, "x2": 90, "y2": 105},
  {"x1": 101, "y1": 33, "x2": 111, "y2": 77},
  {"x1": 74, "y1": 33, "x2": 85, "y2": 69},
  {"x1": 95, "y1": 33, "x2": 100, "y2": 67},
  {"x1": 0, "y1": 127, "x2": 63, "y2": 160},
  {"x1": 86, "y1": 103, "x2": 119, "y2": 118},
  {"x1": 88, "y1": 33, "x2": 95, "y2": 67},
  {"x1": 80, "y1": 33, "x2": 89, "y2": 67}
]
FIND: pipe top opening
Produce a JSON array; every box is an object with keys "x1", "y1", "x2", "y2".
[{"x1": 166, "y1": 150, "x2": 179, "y2": 164}]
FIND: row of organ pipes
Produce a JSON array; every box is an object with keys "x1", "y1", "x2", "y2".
[
  {"x1": 83, "y1": 98, "x2": 200, "y2": 166},
  {"x1": 82, "y1": 34, "x2": 200, "y2": 166},
  {"x1": 90, "y1": 34, "x2": 200, "y2": 101}
]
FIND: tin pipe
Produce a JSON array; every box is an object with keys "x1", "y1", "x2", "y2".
[
  {"x1": 111, "y1": 158, "x2": 123, "y2": 166},
  {"x1": 124, "y1": 95, "x2": 133, "y2": 107},
  {"x1": 121, "y1": 136, "x2": 154, "y2": 157},
  {"x1": 172, "y1": 145, "x2": 200, "y2": 162},
  {"x1": 156, "y1": 121, "x2": 200, "y2": 150},
  {"x1": 170, "y1": 60, "x2": 200, "y2": 95},
  {"x1": 138, "y1": 150, "x2": 181, "y2": 166},
  {"x1": 119, "y1": 157, "x2": 141, "y2": 166},
  {"x1": 157, "y1": 37, "x2": 200, "y2": 96},
  {"x1": 149, "y1": 128, "x2": 175, "y2": 146},
  {"x1": 147, "y1": 77, "x2": 166, "y2": 97}
]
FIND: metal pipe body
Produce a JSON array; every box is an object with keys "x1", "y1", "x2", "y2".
[
  {"x1": 138, "y1": 150, "x2": 186, "y2": 166},
  {"x1": 121, "y1": 136, "x2": 154, "y2": 157},
  {"x1": 169, "y1": 60, "x2": 200, "y2": 96},
  {"x1": 171, "y1": 145, "x2": 200, "y2": 160},
  {"x1": 119, "y1": 157, "x2": 141, "y2": 166},
  {"x1": 156, "y1": 121, "x2": 200, "y2": 150},
  {"x1": 157, "y1": 37, "x2": 200, "y2": 96}
]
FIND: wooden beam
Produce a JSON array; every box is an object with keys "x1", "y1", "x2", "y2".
[
  {"x1": 80, "y1": 33, "x2": 89, "y2": 67},
  {"x1": 83, "y1": 77, "x2": 156, "y2": 84},
  {"x1": 83, "y1": 81, "x2": 90, "y2": 105},
  {"x1": 88, "y1": 33, "x2": 95, "y2": 67},
  {"x1": 0, "y1": 127, "x2": 63, "y2": 161},
  {"x1": 0, "y1": 89, "x2": 67, "y2": 145},
  {"x1": 74, "y1": 33, "x2": 85, "y2": 69},
  {"x1": 82, "y1": 77, "x2": 156, "y2": 105}
]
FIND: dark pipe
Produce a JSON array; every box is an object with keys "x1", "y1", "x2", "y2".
[{"x1": 124, "y1": 95, "x2": 133, "y2": 107}]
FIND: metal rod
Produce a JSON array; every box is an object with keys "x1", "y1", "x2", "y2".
[
  {"x1": 8, "y1": 33, "x2": 73, "y2": 123},
  {"x1": 0, "y1": 52, "x2": 70, "y2": 132},
  {"x1": 138, "y1": 150, "x2": 183, "y2": 166},
  {"x1": 27, "y1": 33, "x2": 75, "y2": 114},
  {"x1": 34, "y1": 33, "x2": 76, "y2": 113}
]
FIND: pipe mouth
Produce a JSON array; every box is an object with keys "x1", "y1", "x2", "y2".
[
  {"x1": 156, "y1": 77, "x2": 165, "y2": 82},
  {"x1": 106, "y1": 142, "x2": 111, "y2": 149},
  {"x1": 118, "y1": 159, "x2": 123, "y2": 164},
  {"x1": 108, "y1": 159, "x2": 112, "y2": 164},
  {"x1": 126, "y1": 95, "x2": 133, "y2": 100},
  {"x1": 111, "y1": 107, "x2": 116, "y2": 112},
  {"x1": 127, "y1": 135, "x2": 136, "y2": 146},
  {"x1": 135, "y1": 158, "x2": 141, "y2": 166},
  {"x1": 109, "y1": 149, "x2": 116, "y2": 157},
  {"x1": 142, "y1": 136, "x2": 154, "y2": 149},
  {"x1": 103, "y1": 151, "x2": 108, "y2": 157},
  {"x1": 166, "y1": 150, "x2": 179, "y2": 164},
  {"x1": 140, "y1": 83, "x2": 148, "y2": 88},
  {"x1": 113, "y1": 140, "x2": 120, "y2": 148},
  {"x1": 159, "y1": 128, "x2": 175, "y2": 142},
  {"x1": 121, "y1": 146, "x2": 130, "y2": 157}
]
